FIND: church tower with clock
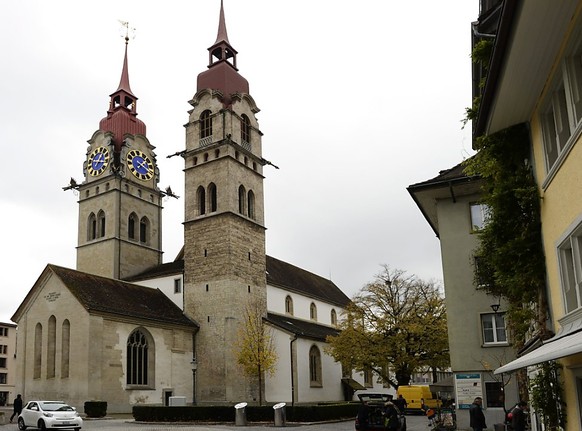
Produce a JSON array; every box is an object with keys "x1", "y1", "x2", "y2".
[
  {"x1": 76, "y1": 36, "x2": 163, "y2": 280},
  {"x1": 182, "y1": 1, "x2": 268, "y2": 402}
]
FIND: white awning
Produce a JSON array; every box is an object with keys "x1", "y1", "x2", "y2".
[{"x1": 494, "y1": 329, "x2": 582, "y2": 374}]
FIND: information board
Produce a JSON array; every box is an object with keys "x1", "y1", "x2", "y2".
[{"x1": 454, "y1": 373, "x2": 483, "y2": 409}]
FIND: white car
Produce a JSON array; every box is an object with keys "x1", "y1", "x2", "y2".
[{"x1": 18, "y1": 400, "x2": 82, "y2": 431}]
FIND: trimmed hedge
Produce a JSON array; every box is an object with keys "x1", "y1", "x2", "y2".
[
  {"x1": 84, "y1": 401, "x2": 107, "y2": 418},
  {"x1": 132, "y1": 402, "x2": 359, "y2": 423}
]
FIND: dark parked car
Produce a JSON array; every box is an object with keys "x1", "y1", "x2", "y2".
[{"x1": 355, "y1": 393, "x2": 407, "y2": 431}]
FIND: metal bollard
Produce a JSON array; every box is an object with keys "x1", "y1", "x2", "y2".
[
  {"x1": 235, "y1": 402, "x2": 247, "y2": 426},
  {"x1": 273, "y1": 402, "x2": 286, "y2": 427}
]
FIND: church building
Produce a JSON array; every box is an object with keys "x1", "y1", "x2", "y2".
[{"x1": 11, "y1": 2, "x2": 359, "y2": 412}]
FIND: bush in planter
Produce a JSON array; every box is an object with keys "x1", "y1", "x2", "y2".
[{"x1": 84, "y1": 401, "x2": 107, "y2": 418}]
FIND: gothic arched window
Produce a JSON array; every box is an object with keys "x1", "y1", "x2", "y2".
[
  {"x1": 247, "y1": 190, "x2": 255, "y2": 219},
  {"x1": 310, "y1": 302, "x2": 318, "y2": 321},
  {"x1": 241, "y1": 114, "x2": 251, "y2": 145},
  {"x1": 34, "y1": 323, "x2": 42, "y2": 379},
  {"x1": 285, "y1": 295, "x2": 294, "y2": 315},
  {"x1": 139, "y1": 217, "x2": 149, "y2": 243},
  {"x1": 88, "y1": 213, "x2": 97, "y2": 240},
  {"x1": 238, "y1": 185, "x2": 246, "y2": 215},
  {"x1": 208, "y1": 183, "x2": 217, "y2": 213},
  {"x1": 127, "y1": 329, "x2": 153, "y2": 386},
  {"x1": 197, "y1": 186, "x2": 206, "y2": 215},
  {"x1": 331, "y1": 309, "x2": 337, "y2": 326},
  {"x1": 47, "y1": 315, "x2": 56, "y2": 378},
  {"x1": 128, "y1": 213, "x2": 138, "y2": 240},
  {"x1": 61, "y1": 319, "x2": 70, "y2": 378},
  {"x1": 97, "y1": 210, "x2": 106, "y2": 238},
  {"x1": 309, "y1": 345, "x2": 322, "y2": 387}
]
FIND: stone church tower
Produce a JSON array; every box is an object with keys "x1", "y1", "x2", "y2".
[
  {"x1": 183, "y1": 1, "x2": 268, "y2": 402},
  {"x1": 76, "y1": 36, "x2": 163, "y2": 279}
]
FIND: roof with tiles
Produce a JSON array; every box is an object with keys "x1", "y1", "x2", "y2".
[
  {"x1": 127, "y1": 251, "x2": 351, "y2": 308},
  {"x1": 23, "y1": 265, "x2": 198, "y2": 328},
  {"x1": 265, "y1": 256, "x2": 351, "y2": 307},
  {"x1": 265, "y1": 312, "x2": 340, "y2": 341}
]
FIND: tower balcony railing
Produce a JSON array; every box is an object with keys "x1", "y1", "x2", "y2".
[
  {"x1": 199, "y1": 136, "x2": 213, "y2": 147},
  {"x1": 241, "y1": 140, "x2": 251, "y2": 151}
]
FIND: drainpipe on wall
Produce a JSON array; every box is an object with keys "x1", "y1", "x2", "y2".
[{"x1": 290, "y1": 334, "x2": 298, "y2": 406}]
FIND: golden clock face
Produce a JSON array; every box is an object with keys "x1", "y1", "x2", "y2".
[
  {"x1": 87, "y1": 146, "x2": 110, "y2": 176},
  {"x1": 127, "y1": 149, "x2": 154, "y2": 180}
]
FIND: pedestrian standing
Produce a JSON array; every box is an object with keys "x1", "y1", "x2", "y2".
[
  {"x1": 469, "y1": 397, "x2": 487, "y2": 431},
  {"x1": 10, "y1": 394, "x2": 23, "y2": 423},
  {"x1": 511, "y1": 401, "x2": 528, "y2": 431},
  {"x1": 394, "y1": 394, "x2": 408, "y2": 413}
]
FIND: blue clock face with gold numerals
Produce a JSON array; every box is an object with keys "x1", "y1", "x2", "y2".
[
  {"x1": 127, "y1": 149, "x2": 154, "y2": 180},
  {"x1": 87, "y1": 146, "x2": 110, "y2": 176}
]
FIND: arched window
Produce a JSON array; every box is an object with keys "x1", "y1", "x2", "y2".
[
  {"x1": 88, "y1": 213, "x2": 97, "y2": 240},
  {"x1": 331, "y1": 309, "x2": 337, "y2": 326},
  {"x1": 197, "y1": 186, "x2": 206, "y2": 215},
  {"x1": 241, "y1": 114, "x2": 251, "y2": 145},
  {"x1": 97, "y1": 210, "x2": 106, "y2": 238},
  {"x1": 47, "y1": 316, "x2": 56, "y2": 378},
  {"x1": 238, "y1": 185, "x2": 246, "y2": 215},
  {"x1": 247, "y1": 190, "x2": 255, "y2": 219},
  {"x1": 200, "y1": 110, "x2": 212, "y2": 139},
  {"x1": 309, "y1": 345, "x2": 322, "y2": 387},
  {"x1": 127, "y1": 329, "x2": 153, "y2": 386},
  {"x1": 208, "y1": 183, "x2": 217, "y2": 213},
  {"x1": 310, "y1": 303, "x2": 318, "y2": 321},
  {"x1": 61, "y1": 320, "x2": 70, "y2": 378},
  {"x1": 34, "y1": 323, "x2": 42, "y2": 379},
  {"x1": 128, "y1": 213, "x2": 138, "y2": 240},
  {"x1": 139, "y1": 217, "x2": 149, "y2": 243},
  {"x1": 285, "y1": 295, "x2": 294, "y2": 315}
]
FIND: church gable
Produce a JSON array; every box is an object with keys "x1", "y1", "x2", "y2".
[{"x1": 12, "y1": 265, "x2": 87, "y2": 324}]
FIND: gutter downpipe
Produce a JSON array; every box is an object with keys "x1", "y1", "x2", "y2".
[{"x1": 290, "y1": 334, "x2": 298, "y2": 406}]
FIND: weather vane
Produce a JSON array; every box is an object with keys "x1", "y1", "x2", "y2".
[{"x1": 118, "y1": 20, "x2": 136, "y2": 44}]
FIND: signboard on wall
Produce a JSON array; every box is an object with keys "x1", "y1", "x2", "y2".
[{"x1": 455, "y1": 373, "x2": 483, "y2": 409}]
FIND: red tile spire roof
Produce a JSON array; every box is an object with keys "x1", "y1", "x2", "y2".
[
  {"x1": 99, "y1": 34, "x2": 146, "y2": 152},
  {"x1": 197, "y1": 0, "x2": 249, "y2": 105}
]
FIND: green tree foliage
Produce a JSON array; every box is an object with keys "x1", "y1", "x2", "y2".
[
  {"x1": 325, "y1": 266, "x2": 449, "y2": 388},
  {"x1": 463, "y1": 124, "x2": 548, "y2": 348},
  {"x1": 234, "y1": 297, "x2": 278, "y2": 406},
  {"x1": 463, "y1": 38, "x2": 493, "y2": 128},
  {"x1": 530, "y1": 361, "x2": 567, "y2": 430}
]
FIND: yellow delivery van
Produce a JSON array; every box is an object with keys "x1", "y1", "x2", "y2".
[{"x1": 397, "y1": 385, "x2": 440, "y2": 413}]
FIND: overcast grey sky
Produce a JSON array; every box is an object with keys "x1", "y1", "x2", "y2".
[{"x1": 0, "y1": 1, "x2": 476, "y2": 322}]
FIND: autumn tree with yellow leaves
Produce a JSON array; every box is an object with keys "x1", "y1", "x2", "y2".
[
  {"x1": 326, "y1": 266, "x2": 449, "y2": 388},
  {"x1": 234, "y1": 297, "x2": 278, "y2": 405}
]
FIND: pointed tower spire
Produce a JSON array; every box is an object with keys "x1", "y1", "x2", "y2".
[
  {"x1": 197, "y1": 0, "x2": 249, "y2": 104},
  {"x1": 116, "y1": 35, "x2": 135, "y2": 97},
  {"x1": 99, "y1": 30, "x2": 146, "y2": 152},
  {"x1": 214, "y1": 0, "x2": 230, "y2": 45}
]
